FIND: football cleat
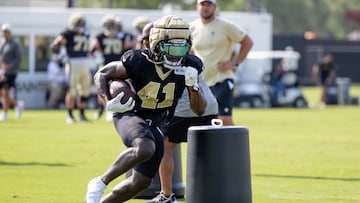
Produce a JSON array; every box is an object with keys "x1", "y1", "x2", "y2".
[
  {"x1": 78, "y1": 115, "x2": 90, "y2": 123},
  {"x1": 105, "y1": 111, "x2": 113, "y2": 122},
  {"x1": 66, "y1": 116, "x2": 76, "y2": 124},
  {"x1": 85, "y1": 177, "x2": 107, "y2": 203},
  {"x1": 0, "y1": 112, "x2": 8, "y2": 121},
  {"x1": 16, "y1": 100, "x2": 24, "y2": 119},
  {"x1": 146, "y1": 192, "x2": 177, "y2": 203}
]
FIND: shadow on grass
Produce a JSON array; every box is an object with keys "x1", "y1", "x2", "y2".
[
  {"x1": 0, "y1": 160, "x2": 71, "y2": 167},
  {"x1": 254, "y1": 174, "x2": 360, "y2": 182}
]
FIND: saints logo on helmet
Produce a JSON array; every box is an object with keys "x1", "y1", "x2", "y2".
[{"x1": 149, "y1": 15, "x2": 191, "y2": 69}]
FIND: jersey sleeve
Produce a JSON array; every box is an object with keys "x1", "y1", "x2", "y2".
[
  {"x1": 120, "y1": 49, "x2": 144, "y2": 78},
  {"x1": 184, "y1": 54, "x2": 204, "y2": 74},
  {"x1": 60, "y1": 29, "x2": 70, "y2": 38}
]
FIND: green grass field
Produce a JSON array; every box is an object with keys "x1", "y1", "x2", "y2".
[{"x1": 1, "y1": 86, "x2": 360, "y2": 203}]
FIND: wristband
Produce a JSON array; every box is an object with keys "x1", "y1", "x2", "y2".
[{"x1": 192, "y1": 83, "x2": 200, "y2": 92}]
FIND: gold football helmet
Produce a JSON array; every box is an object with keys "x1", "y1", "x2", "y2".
[
  {"x1": 68, "y1": 12, "x2": 86, "y2": 33},
  {"x1": 149, "y1": 15, "x2": 191, "y2": 69},
  {"x1": 101, "y1": 14, "x2": 117, "y2": 37}
]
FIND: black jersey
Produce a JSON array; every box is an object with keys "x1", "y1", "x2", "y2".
[
  {"x1": 96, "y1": 32, "x2": 131, "y2": 64},
  {"x1": 120, "y1": 49, "x2": 203, "y2": 123},
  {"x1": 61, "y1": 29, "x2": 90, "y2": 58},
  {"x1": 318, "y1": 62, "x2": 335, "y2": 84}
]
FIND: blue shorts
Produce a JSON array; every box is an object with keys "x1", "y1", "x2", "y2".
[
  {"x1": 113, "y1": 112, "x2": 164, "y2": 178},
  {"x1": 210, "y1": 79, "x2": 234, "y2": 116}
]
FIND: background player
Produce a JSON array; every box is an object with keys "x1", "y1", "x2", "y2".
[
  {"x1": 311, "y1": 52, "x2": 336, "y2": 108},
  {"x1": 91, "y1": 14, "x2": 135, "y2": 120},
  {"x1": 51, "y1": 12, "x2": 92, "y2": 123}
]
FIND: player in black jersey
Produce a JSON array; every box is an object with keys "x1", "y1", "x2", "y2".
[
  {"x1": 91, "y1": 15, "x2": 135, "y2": 120},
  {"x1": 114, "y1": 15, "x2": 137, "y2": 50},
  {"x1": 85, "y1": 15, "x2": 207, "y2": 203},
  {"x1": 51, "y1": 12, "x2": 92, "y2": 123}
]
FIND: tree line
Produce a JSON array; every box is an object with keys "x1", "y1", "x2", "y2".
[{"x1": 75, "y1": 0, "x2": 360, "y2": 39}]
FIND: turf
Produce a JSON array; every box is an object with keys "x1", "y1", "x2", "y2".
[{"x1": 0, "y1": 85, "x2": 360, "y2": 203}]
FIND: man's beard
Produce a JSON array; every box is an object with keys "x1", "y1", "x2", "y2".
[{"x1": 201, "y1": 12, "x2": 214, "y2": 20}]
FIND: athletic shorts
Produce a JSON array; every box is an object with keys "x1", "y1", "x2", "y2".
[
  {"x1": 113, "y1": 112, "x2": 164, "y2": 178},
  {"x1": 0, "y1": 73, "x2": 17, "y2": 89},
  {"x1": 210, "y1": 79, "x2": 234, "y2": 116},
  {"x1": 163, "y1": 115, "x2": 218, "y2": 143},
  {"x1": 65, "y1": 59, "x2": 91, "y2": 97}
]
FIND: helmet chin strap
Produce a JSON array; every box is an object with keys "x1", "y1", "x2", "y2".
[
  {"x1": 73, "y1": 26, "x2": 87, "y2": 34},
  {"x1": 163, "y1": 63, "x2": 179, "y2": 70},
  {"x1": 162, "y1": 55, "x2": 183, "y2": 70}
]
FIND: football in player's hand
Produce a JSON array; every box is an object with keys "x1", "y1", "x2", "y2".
[{"x1": 109, "y1": 79, "x2": 136, "y2": 104}]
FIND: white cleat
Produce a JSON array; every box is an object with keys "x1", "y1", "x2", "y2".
[
  {"x1": 16, "y1": 100, "x2": 24, "y2": 119},
  {"x1": 0, "y1": 112, "x2": 8, "y2": 121},
  {"x1": 106, "y1": 111, "x2": 113, "y2": 122},
  {"x1": 85, "y1": 177, "x2": 107, "y2": 203},
  {"x1": 66, "y1": 116, "x2": 76, "y2": 124}
]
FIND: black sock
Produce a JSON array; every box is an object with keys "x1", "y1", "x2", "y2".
[
  {"x1": 80, "y1": 108, "x2": 85, "y2": 117},
  {"x1": 67, "y1": 109, "x2": 74, "y2": 118},
  {"x1": 98, "y1": 105, "x2": 104, "y2": 116}
]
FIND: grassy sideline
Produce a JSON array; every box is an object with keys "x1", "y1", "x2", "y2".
[{"x1": 0, "y1": 85, "x2": 360, "y2": 203}]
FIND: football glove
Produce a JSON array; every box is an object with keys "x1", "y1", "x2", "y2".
[
  {"x1": 183, "y1": 66, "x2": 198, "y2": 87},
  {"x1": 106, "y1": 92, "x2": 135, "y2": 113}
]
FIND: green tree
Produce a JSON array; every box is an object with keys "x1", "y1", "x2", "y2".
[
  {"x1": 256, "y1": 0, "x2": 360, "y2": 39},
  {"x1": 75, "y1": 0, "x2": 360, "y2": 39}
]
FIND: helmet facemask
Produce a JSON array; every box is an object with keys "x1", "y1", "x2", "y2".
[
  {"x1": 102, "y1": 15, "x2": 117, "y2": 37},
  {"x1": 158, "y1": 38, "x2": 191, "y2": 69},
  {"x1": 69, "y1": 12, "x2": 87, "y2": 33},
  {"x1": 104, "y1": 21, "x2": 117, "y2": 37}
]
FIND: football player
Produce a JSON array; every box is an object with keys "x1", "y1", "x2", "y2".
[
  {"x1": 51, "y1": 12, "x2": 92, "y2": 123},
  {"x1": 91, "y1": 15, "x2": 135, "y2": 120},
  {"x1": 141, "y1": 23, "x2": 218, "y2": 203},
  {"x1": 132, "y1": 16, "x2": 151, "y2": 49},
  {"x1": 85, "y1": 15, "x2": 207, "y2": 203}
]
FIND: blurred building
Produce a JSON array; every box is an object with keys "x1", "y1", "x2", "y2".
[
  {"x1": 274, "y1": 35, "x2": 360, "y2": 85},
  {"x1": 0, "y1": 0, "x2": 67, "y2": 7}
]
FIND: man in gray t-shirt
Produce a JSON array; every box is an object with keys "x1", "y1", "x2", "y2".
[{"x1": 0, "y1": 23, "x2": 23, "y2": 121}]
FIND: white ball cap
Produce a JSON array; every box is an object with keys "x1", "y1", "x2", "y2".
[
  {"x1": 1, "y1": 23, "x2": 11, "y2": 32},
  {"x1": 197, "y1": 0, "x2": 216, "y2": 4}
]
